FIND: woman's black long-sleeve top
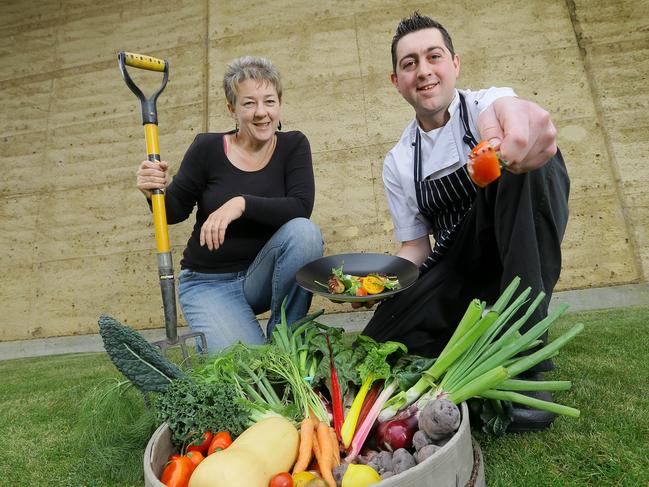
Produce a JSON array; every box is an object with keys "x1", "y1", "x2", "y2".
[{"x1": 163, "y1": 130, "x2": 315, "y2": 273}]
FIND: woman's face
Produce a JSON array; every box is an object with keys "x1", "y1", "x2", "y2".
[{"x1": 229, "y1": 78, "x2": 281, "y2": 143}]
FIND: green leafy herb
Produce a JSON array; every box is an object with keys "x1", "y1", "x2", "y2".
[{"x1": 73, "y1": 378, "x2": 156, "y2": 481}]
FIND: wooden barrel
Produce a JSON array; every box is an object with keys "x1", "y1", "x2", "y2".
[
  {"x1": 144, "y1": 402, "x2": 484, "y2": 487},
  {"x1": 143, "y1": 422, "x2": 172, "y2": 487},
  {"x1": 377, "y1": 402, "x2": 484, "y2": 486}
]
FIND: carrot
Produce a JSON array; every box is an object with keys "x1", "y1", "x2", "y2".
[
  {"x1": 292, "y1": 417, "x2": 315, "y2": 474},
  {"x1": 312, "y1": 434, "x2": 321, "y2": 469},
  {"x1": 329, "y1": 426, "x2": 340, "y2": 467},
  {"x1": 468, "y1": 140, "x2": 503, "y2": 187},
  {"x1": 314, "y1": 421, "x2": 336, "y2": 487}
]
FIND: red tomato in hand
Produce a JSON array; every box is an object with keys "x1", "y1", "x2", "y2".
[{"x1": 269, "y1": 472, "x2": 294, "y2": 487}]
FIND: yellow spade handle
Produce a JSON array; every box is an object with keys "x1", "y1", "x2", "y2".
[{"x1": 123, "y1": 51, "x2": 166, "y2": 72}]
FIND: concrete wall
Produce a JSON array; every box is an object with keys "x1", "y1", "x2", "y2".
[{"x1": 1, "y1": 0, "x2": 647, "y2": 341}]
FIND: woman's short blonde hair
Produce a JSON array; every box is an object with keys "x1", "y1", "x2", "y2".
[{"x1": 223, "y1": 56, "x2": 282, "y2": 106}]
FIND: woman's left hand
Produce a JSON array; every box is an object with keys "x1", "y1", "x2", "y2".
[{"x1": 200, "y1": 196, "x2": 245, "y2": 250}]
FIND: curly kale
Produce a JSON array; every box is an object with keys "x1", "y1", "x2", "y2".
[{"x1": 154, "y1": 378, "x2": 250, "y2": 446}]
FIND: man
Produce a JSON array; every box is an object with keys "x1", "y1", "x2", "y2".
[{"x1": 361, "y1": 12, "x2": 570, "y2": 432}]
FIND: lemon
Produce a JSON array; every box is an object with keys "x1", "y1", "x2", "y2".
[{"x1": 341, "y1": 463, "x2": 381, "y2": 487}]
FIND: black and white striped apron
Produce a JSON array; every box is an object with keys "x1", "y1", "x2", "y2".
[{"x1": 414, "y1": 93, "x2": 479, "y2": 273}]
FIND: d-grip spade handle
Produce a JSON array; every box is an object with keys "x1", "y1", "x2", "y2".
[
  {"x1": 117, "y1": 51, "x2": 178, "y2": 343},
  {"x1": 117, "y1": 51, "x2": 169, "y2": 125}
]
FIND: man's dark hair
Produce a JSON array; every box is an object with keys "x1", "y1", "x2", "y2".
[{"x1": 391, "y1": 11, "x2": 455, "y2": 73}]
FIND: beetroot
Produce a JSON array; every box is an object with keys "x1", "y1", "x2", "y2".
[
  {"x1": 375, "y1": 408, "x2": 418, "y2": 451},
  {"x1": 418, "y1": 399, "x2": 460, "y2": 441}
]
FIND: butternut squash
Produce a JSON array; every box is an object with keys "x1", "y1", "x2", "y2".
[{"x1": 188, "y1": 416, "x2": 299, "y2": 487}]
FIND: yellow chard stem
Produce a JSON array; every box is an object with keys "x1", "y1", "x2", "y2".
[{"x1": 340, "y1": 373, "x2": 374, "y2": 448}]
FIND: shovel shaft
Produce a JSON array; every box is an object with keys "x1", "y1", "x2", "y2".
[
  {"x1": 145, "y1": 123, "x2": 160, "y2": 156},
  {"x1": 143, "y1": 123, "x2": 177, "y2": 342},
  {"x1": 158, "y1": 252, "x2": 178, "y2": 343},
  {"x1": 150, "y1": 192, "x2": 171, "y2": 253},
  {"x1": 146, "y1": 123, "x2": 171, "y2": 253}
]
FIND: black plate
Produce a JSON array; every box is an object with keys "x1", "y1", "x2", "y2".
[{"x1": 296, "y1": 253, "x2": 419, "y2": 302}]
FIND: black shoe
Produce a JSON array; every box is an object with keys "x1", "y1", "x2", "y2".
[{"x1": 505, "y1": 372, "x2": 557, "y2": 433}]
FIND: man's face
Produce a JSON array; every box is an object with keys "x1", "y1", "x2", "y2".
[{"x1": 391, "y1": 28, "x2": 460, "y2": 130}]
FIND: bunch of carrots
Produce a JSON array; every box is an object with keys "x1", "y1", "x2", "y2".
[{"x1": 293, "y1": 415, "x2": 340, "y2": 487}]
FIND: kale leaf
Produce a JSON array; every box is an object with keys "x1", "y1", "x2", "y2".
[
  {"x1": 154, "y1": 378, "x2": 250, "y2": 446},
  {"x1": 98, "y1": 315, "x2": 186, "y2": 394}
]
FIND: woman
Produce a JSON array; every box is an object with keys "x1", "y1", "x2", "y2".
[{"x1": 136, "y1": 56, "x2": 323, "y2": 354}]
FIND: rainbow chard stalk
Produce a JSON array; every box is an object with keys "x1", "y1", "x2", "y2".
[
  {"x1": 345, "y1": 355, "x2": 435, "y2": 461},
  {"x1": 340, "y1": 338, "x2": 407, "y2": 448},
  {"x1": 325, "y1": 334, "x2": 345, "y2": 441},
  {"x1": 345, "y1": 379, "x2": 399, "y2": 463}
]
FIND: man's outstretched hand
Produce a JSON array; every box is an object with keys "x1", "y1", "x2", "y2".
[{"x1": 477, "y1": 96, "x2": 557, "y2": 174}]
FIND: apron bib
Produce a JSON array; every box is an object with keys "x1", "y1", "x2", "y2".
[{"x1": 414, "y1": 93, "x2": 479, "y2": 272}]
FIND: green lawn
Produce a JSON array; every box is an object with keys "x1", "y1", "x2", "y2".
[{"x1": 1, "y1": 306, "x2": 648, "y2": 487}]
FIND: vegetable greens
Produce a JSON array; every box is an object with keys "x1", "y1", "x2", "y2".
[
  {"x1": 153, "y1": 378, "x2": 250, "y2": 446},
  {"x1": 98, "y1": 315, "x2": 186, "y2": 394}
]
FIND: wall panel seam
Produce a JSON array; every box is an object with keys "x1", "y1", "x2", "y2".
[{"x1": 565, "y1": 0, "x2": 645, "y2": 282}]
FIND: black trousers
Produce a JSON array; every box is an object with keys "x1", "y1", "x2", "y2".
[{"x1": 362, "y1": 150, "x2": 570, "y2": 370}]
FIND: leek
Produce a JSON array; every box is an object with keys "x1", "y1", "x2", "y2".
[
  {"x1": 379, "y1": 277, "x2": 583, "y2": 424},
  {"x1": 481, "y1": 389, "x2": 581, "y2": 418}
]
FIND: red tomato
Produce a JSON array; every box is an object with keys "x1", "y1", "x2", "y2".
[
  {"x1": 269, "y1": 472, "x2": 294, "y2": 487},
  {"x1": 186, "y1": 450, "x2": 204, "y2": 467},
  {"x1": 355, "y1": 287, "x2": 368, "y2": 297},
  {"x1": 160, "y1": 455, "x2": 195, "y2": 487},
  {"x1": 207, "y1": 431, "x2": 233, "y2": 455},
  {"x1": 186, "y1": 430, "x2": 213, "y2": 455}
]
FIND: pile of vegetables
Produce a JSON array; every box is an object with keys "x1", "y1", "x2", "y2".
[{"x1": 97, "y1": 276, "x2": 583, "y2": 487}]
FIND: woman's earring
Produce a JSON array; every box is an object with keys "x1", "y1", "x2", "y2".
[
  {"x1": 278, "y1": 121, "x2": 282, "y2": 131},
  {"x1": 235, "y1": 120, "x2": 239, "y2": 134}
]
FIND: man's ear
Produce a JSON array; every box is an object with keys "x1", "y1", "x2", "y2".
[
  {"x1": 390, "y1": 72, "x2": 399, "y2": 90},
  {"x1": 453, "y1": 54, "x2": 461, "y2": 77}
]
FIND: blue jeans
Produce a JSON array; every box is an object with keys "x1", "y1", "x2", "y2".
[{"x1": 178, "y1": 218, "x2": 323, "y2": 354}]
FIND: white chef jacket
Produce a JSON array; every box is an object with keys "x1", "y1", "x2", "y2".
[{"x1": 383, "y1": 87, "x2": 517, "y2": 243}]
